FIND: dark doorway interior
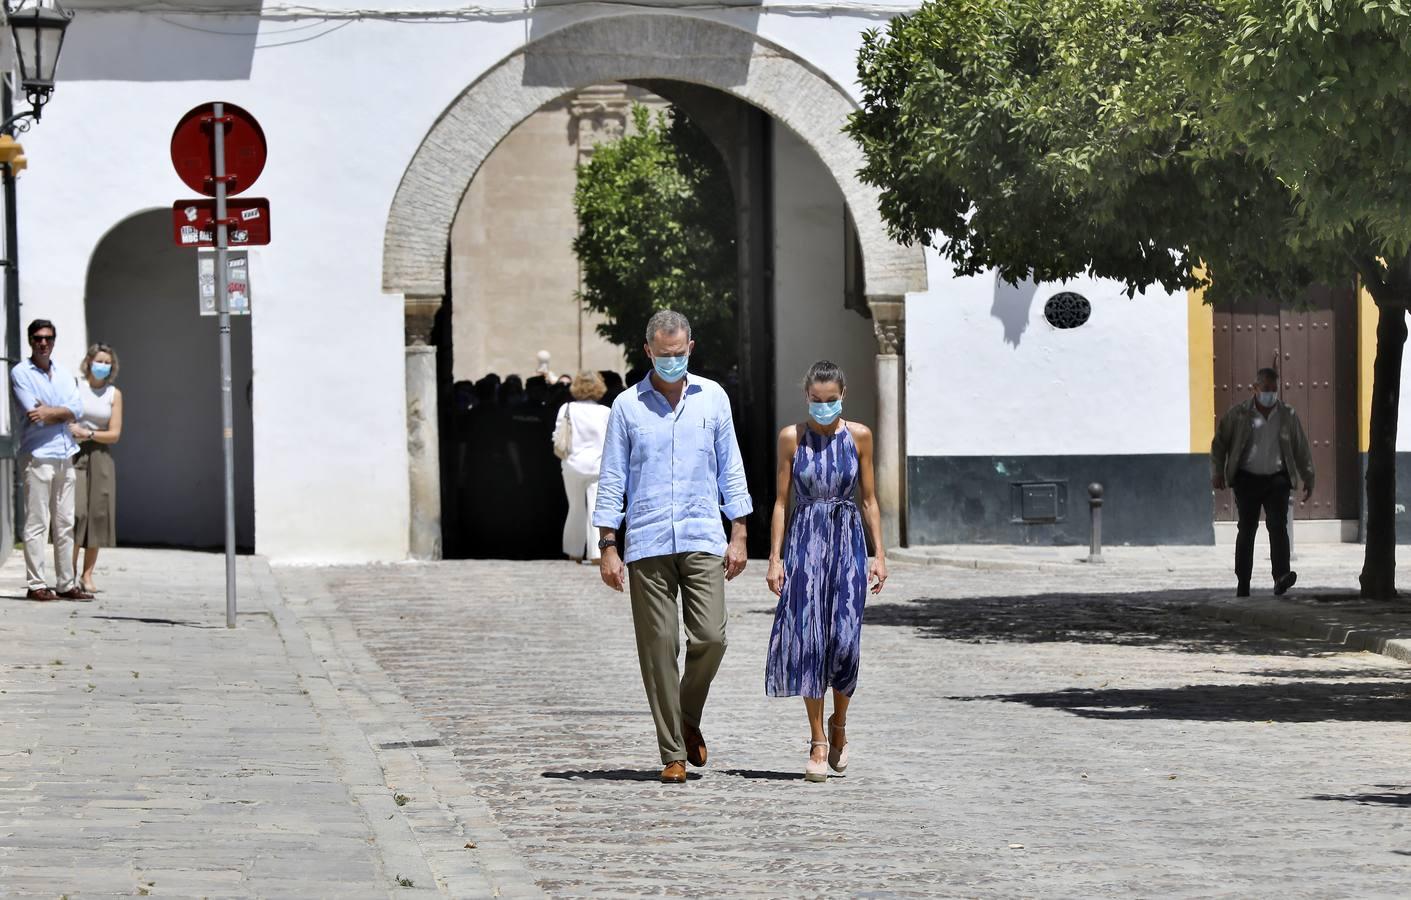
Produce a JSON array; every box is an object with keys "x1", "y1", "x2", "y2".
[
  {"x1": 85, "y1": 210, "x2": 255, "y2": 551},
  {"x1": 1212, "y1": 284, "x2": 1360, "y2": 522}
]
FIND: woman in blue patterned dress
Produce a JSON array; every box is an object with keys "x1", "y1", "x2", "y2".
[{"x1": 765, "y1": 361, "x2": 888, "y2": 783}]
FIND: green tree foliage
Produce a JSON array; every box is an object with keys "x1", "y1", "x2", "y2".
[
  {"x1": 574, "y1": 104, "x2": 737, "y2": 372},
  {"x1": 849, "y1": 0, "x2": 1411, "y2": 598}
]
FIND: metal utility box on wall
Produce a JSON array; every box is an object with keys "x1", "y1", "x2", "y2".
[{"x1": 1011, "y1": 480, "x2": 1067, "y2": 524}]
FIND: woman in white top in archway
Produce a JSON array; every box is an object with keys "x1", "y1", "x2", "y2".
[
  {"x1": 556, "y1": 371, "x2": 613, "y2": 563},
  {"x1": 71, "y1": 343, "x2": 124, "y2": 594}
]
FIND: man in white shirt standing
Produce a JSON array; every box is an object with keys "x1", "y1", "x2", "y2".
[
  {"x1": 1211, "y1": 367, "x2": 1316, "y2": 598},
  {"x1": 10, "y1": 319, "x2": 91, "y2": 602}
]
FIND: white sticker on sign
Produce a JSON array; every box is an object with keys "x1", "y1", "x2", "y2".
[
  {"x1": 198, "y1": 255, "x2": 217, "y2": 315},
  {"x1": 227, "y1": 255, "x2": 250, "y2": 314},
  {"x1": 184, "y1": 206, "x2": 199, "y2": 223},
  {"x1": 196, "y1": 250, "x2": 251, "y2": 316},
  {"x1": 241, "y1": 208, "x2": 260, "y2": 221},
  {"x1": 180, "y1": 225, "x2": 200, "y2": 244}
]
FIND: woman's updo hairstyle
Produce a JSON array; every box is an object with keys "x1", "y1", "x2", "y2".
[{"x1": 803, "y1": 360, "x2": 846, "y2": 392}]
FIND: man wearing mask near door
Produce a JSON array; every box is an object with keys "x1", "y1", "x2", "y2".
[
  {"x1": 593, "y1": 310, "x2": 752, "y2": 784},
  {"x1": 1211, "y1": 367, "x2": 1315, "y2": 598},
  {"x1": 10, "y1": 319, "x2": 91, "y2": 602}
]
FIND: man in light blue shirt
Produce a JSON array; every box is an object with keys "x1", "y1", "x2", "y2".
[
  {"x1": 594, "y1": 310, "x2": 752, "y2": 783},
  {"x1": 11, "y1": 319, "x2": 88, "y2": 601}
]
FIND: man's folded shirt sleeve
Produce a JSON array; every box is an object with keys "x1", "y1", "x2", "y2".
[{"x1": 715, "y1": 403, "x2": 753, "y2": 522}]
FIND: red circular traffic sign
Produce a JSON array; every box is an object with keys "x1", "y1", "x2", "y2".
[{"x1": 170, "y1": 102, "x2": 267, "y2": 197}]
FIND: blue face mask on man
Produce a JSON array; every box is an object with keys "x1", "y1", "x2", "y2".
[
  {"x1": 652, "y1": 354, "x2": 689, "y2": 383},
  {"x1": 809, "y1": 399, "x2": 843, "y2": 425},
  {"x1": 91, "y1": 362, "x2": 112, "y2": 381}
]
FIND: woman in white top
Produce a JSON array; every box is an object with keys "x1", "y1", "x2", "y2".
[
  {"x1": 556, "y1": 371, "x2": 613, "y2": 563},
  {"x1": 70, "y1": 343, "x2": 124, "y2": 593}
]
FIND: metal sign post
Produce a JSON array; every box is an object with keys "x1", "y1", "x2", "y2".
[
  {"x1": 170, "y1": 100, "x2": 267, "y2": 629},
  {"x1": 211, "y1": 103, "x2": 237, "y2": 629}
]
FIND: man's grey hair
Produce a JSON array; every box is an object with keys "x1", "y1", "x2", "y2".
[{"x1": 645, "y1": 310, "x2": 692, "y2": 345}]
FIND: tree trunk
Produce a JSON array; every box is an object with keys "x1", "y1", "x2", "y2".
[{"x1": 1360, "y1": 293, "x2": 1409, "y2": 600}]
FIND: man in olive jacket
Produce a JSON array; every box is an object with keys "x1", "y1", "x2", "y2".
[{"x1": 1210, "y1": 368, "x2": 1315, "y2": 597}]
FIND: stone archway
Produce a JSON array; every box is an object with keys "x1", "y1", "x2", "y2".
[{"x1": 384, "y1": 13, "x2": 927, "y2": 559}]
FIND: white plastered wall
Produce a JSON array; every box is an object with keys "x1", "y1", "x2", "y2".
[
  {"x1": 771, "y1": 122, "x2": 877, "y2": 434},
  {"x1": 25, "y1": 6, "x2": 893, "y2": 561},
  {"x1": 907, "y1": 248, "x2": 1192, "y2": 458}
]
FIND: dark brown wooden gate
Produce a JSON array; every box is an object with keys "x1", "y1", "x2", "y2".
[{"x1": 1211, "y1": 285, "x2": 1360, "y2": 521}]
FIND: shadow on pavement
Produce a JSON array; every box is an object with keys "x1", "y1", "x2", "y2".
[
  {"x1": 720, "y1": 769, "x2": 806, "y2": 781},
  {"x1": 864, "y1": 589, "x2": 1340, "y2": 656},
  {"x1": 952, "y1": 680, "x2": 1411, "y2": 722},
  {"x1": 542, "y1": 769, "x2": 702, "y2": 782},
  {"x1": 1308, "y1": 787, "x2": 1411, "y2": 807},
  {"x1": 88, "y1": 614, "x2": 219, "y2": 629},
  {"x1": 1238, "y1": 668, "x2": 1407, "y2": 680}
]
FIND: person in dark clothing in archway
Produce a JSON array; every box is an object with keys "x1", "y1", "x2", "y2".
[
  {"x1": 501, "y1": 375, "x2": 527, "y2": 411},
  {"x1": 601, "y1": 370, "x2": 626, "y2": 405}
]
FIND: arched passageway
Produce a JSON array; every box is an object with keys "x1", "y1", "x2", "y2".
[
  {"x1": 437, "y1": 82, "x2": 881, "y2": 559},
  {"x1": 85, "y1": 210, "x2": 255, "y2": 550},
  {"x1": 385, "y1": 14, "x2": 927, "y2": 558}
]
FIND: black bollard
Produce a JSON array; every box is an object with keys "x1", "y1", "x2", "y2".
[{"x1": 1087, "y1": 483, "x2": 1104, "y2": 564}]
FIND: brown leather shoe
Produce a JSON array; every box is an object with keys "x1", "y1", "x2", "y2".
[
  {"x1": 683, "y1": 722, "x2": 708, "y2": 768},
  {"x1": 58, "y1": 587, "x2": 94, "y2": 602},
  {"x1": 660, "y1": 761, "x2": 687, "y2": 784},
  {"x1": 25, "y1": 588, "x2": 57, "y2": 602}
]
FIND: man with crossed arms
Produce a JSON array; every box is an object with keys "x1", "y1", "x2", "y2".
[{"x1": 11, "y1": 319, "x2": 92, "y2": 602}]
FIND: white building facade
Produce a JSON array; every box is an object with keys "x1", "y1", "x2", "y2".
[{"x1": 11, "y1": 0, "x2": 1409, "y2": 562}]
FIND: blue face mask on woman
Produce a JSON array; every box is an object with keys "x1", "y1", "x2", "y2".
[
  {"x1": 652, "y1": 354, "x2": 689, "y2": 383},
  {"x1": 91, "y1": 362, "x2": 112, "y2": 381},
  {"x1": 809, "y1": 399, "x2": 843, "y2": 425}
]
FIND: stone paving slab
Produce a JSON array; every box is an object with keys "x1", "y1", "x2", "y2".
[
  {"x1": 0, "y1": 548, "x2": 464, "y2": 898},
  {"x1": 274, "y1": 564, "x2": 544, "y2": 899},
  {"x1": 300, "y1": 555, "x2": 1411, "y2": 897}
]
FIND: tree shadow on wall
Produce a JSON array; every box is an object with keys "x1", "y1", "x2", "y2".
[
  {"x1": 950, "y1": 679, "x2": 1411, "y2": 724},
  {"x1": 991, "y1": 275, "x2": 1040, "y2": 347},
  {"x1": 864, "y1": 589, "x2": 1342, "y2": 657}
]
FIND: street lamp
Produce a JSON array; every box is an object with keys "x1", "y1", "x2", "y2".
[
  {"x1": 3, "y1": 0, "x2": 72, "y2": 135},
  {"x1": 1, "y1": 1, "x2": 72, "y2": 549}
]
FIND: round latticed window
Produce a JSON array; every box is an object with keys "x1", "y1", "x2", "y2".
[{"x1": 1043, "y1": 292, "x2": 1092, "y2": 329}]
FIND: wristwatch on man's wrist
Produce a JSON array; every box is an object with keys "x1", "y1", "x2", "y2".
[{"x1": 597, "y1": 537, "x2": 618, "y2": 552}]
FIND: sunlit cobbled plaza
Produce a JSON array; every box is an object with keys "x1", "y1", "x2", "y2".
[{"x1": 4, "y1": 0, "x2": 1411, "y2": 896}]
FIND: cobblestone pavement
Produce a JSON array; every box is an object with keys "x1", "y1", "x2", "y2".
[
  {"x1": 0, "y1": 549, "x2": 457, "y2": 898},
  {"x1": 294, "y1": 548, "x2": 1411, "y2": 898}
]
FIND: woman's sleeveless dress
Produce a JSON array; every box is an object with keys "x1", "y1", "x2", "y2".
[
  {"x1": 75, "y1": 381, "x2": 117, "y2": 548},
  {"x1": 765, "y1": 424, "x2": 868, "y2": 698}
]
